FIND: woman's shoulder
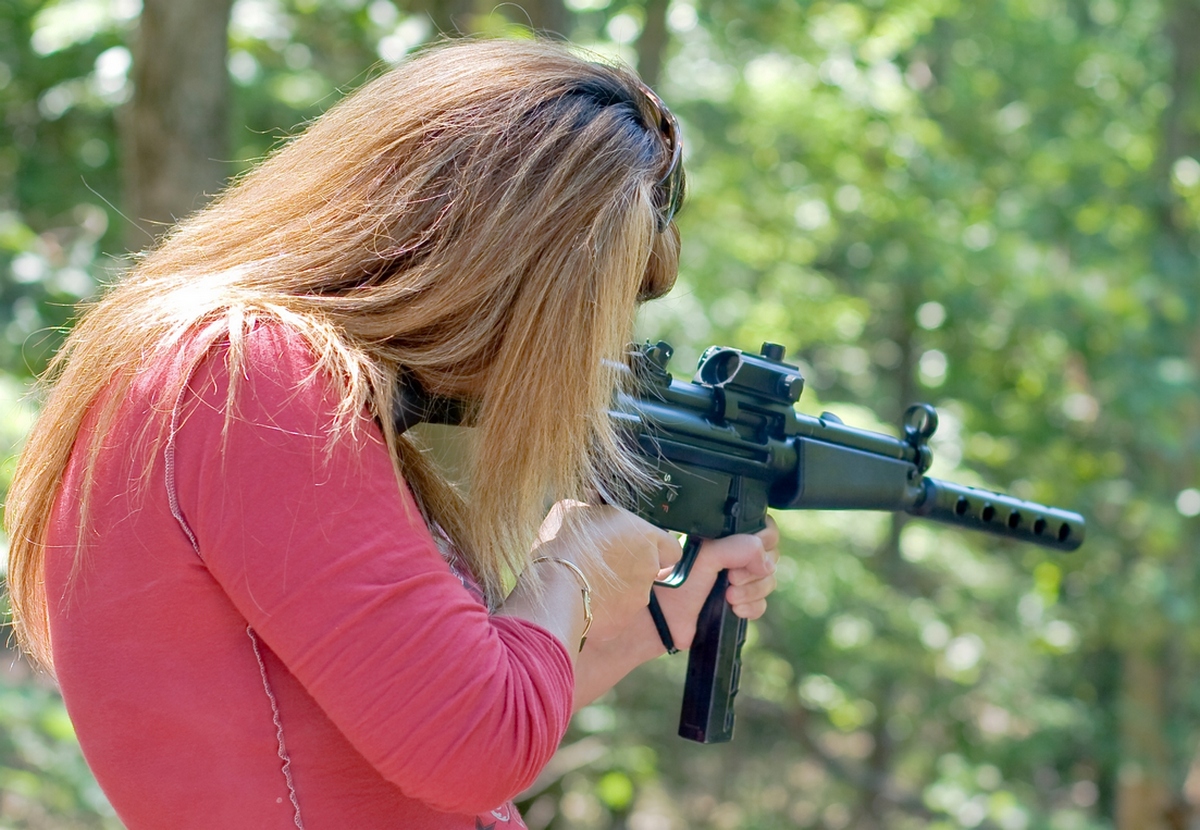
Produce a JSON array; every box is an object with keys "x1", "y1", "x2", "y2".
[
  {"x1": 234, "y1": 324, "x2": 363, "y2": 428},
  {"x1": 215, "y1": 315, "x2": 325, "y2": 377},
  {"x1": 115, "y1": 317, "x2": 318, "y2": 423},
  {"x1": 181, "y1": 315, "x2": 345, "y2": 398}
]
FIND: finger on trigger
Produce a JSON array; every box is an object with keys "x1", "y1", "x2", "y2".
[
  {"x1": 756, "y1": 519, "x2": 780, "y2": 552},
  {"x1": 655, "y1": 529, "x2": 683, "y2": 569}
]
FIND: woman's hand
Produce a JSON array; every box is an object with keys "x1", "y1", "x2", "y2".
[
  {"x1": 497, "y1": 501, "x2": 683, "y2": 657},
  {"x1": 571, "y1": 517, "x2": 780, "y2": 710},
  {"x1": 647, "y1": 517, "x2": 780, "y2": 650},
  {"x1": 535, "y1": 501, "x2": 684, "y2": 643}
]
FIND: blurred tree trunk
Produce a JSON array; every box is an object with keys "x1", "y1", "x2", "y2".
[
  {"x1": 411, "y1": 0, "x2": 569, "y2": 37},
  {"x1": 519, "y1": 0, "x2": 569, "y2": 36},
  {"x1": 409, "y1": 0, "x2": 477, "y2": 35},
  {"x1": 122, "y1": 0, "x2": 235, "y2": 249},
  {"x1": 1160, "y1": 0, "x2": 1200, "y2": 180},
  {"x1": 635, "y1": 0, "x2": 670, "y2": 87},
  {"x1": 1114, "y1": 3, "x2": 1200, "y2": 829},
  {"x1": 1116, "y1": 648, "x2": 1172, "y2": 830},
  {"x1": 857, "y1": 276, "x2": 924, "y2": 829}
]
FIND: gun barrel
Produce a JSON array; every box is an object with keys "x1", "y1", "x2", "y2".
[{"x1": 911, "y1": 478, "x2": 1085, "y2": 552}]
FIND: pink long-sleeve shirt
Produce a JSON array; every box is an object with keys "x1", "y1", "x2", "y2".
[{"x1": 44, "y1": 323, "x2": 573, "y2": 829}]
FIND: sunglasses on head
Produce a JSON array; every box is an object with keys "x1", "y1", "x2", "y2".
[{"x1": 637, "y1": 84, "x2": 686, "y2": 233}]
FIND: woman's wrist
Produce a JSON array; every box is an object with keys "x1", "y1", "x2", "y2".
[
  {"x1": 529, "y1": 557, "x2": 592, "y2": 652},
  {"x1": 496, "y1": 556, "x2": 591, "y2": 659},
  {"x1": 571, "y1": 612, "x2": 669, "y2": 711}
]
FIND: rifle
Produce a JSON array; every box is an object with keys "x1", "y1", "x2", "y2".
[
  {"x1": 616, "y1": 340, "x2": 1085, "y2": 744},
  {"x1": 394, "y1": 341, "x2": 1086, "y2": 745}
]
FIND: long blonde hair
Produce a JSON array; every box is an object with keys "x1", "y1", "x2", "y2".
[{"x1": 5, "y1": 38, "x2": 680, "y2": 670}]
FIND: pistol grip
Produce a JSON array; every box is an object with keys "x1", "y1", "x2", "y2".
[{"x1": 678, "y1": 570, "x2": 746, "y2": 744}]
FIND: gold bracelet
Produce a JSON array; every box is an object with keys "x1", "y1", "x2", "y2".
[{"x1": 531, "y1": 557, "x2": 593, "y2": 652}]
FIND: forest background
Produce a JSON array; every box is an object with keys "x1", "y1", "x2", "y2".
[{"x1": 0, "y1": 0, "x2": 1198, "y2": 828}]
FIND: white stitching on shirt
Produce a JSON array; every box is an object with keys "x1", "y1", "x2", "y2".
[
  {"x1": 166, "y1": 367, "x2": 306, "y2": 829},
  {"x1": 165, "y1": 382, "x2": 201, "y2": 556},
  {"x1": 248, "y1": 626, "x2": 306, "y2": 830}
]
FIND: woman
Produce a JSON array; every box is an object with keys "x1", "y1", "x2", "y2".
[{"x1": 5, "y1": 38, "x2": 778, "y2": 828}]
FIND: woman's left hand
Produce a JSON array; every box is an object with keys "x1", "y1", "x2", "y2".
[{"x1": 571, "y1": 517, "x2": 781, "y2": 711}]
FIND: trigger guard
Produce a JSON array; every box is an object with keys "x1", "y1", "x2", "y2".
[
  {"x1": 654, "y1": 536, "x2": 703, "y2": 588},
  {"x1": 654, "y1": 561, "x2": 691, "y2": 588}
]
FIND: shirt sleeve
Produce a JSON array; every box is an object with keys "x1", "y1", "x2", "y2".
[{"x1": 169, "y1": 323, "x2": 574, "y2": 814}]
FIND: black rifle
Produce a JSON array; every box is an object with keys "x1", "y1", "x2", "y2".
[
  {"x1": 616, "y1": 341, "x2": 1085, "y2": 744},
  {"x1": 393, "y1": 342, "x2": 1086, "y2": 745}
]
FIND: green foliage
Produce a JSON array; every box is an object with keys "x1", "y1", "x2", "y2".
[
  {"x1": 619, "y1": 0, "x2": 1198, "y2": 827},
  {"x1": 2, "y1": 0, "x2": 1199, "y2": 828},
  {"x1": 0, "y1": 654, "x2": 120, "y2": 829}
]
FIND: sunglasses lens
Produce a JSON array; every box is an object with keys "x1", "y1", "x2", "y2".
[
  {"x1": 638, "y1": 82, "x2": 685, "y2": 232},
  {"x1": 654, "y1": 115, "x2": 684, "y2": 232},
  {"x1": 655, "y1": 154, "x2": 683, "y2": 232}
]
